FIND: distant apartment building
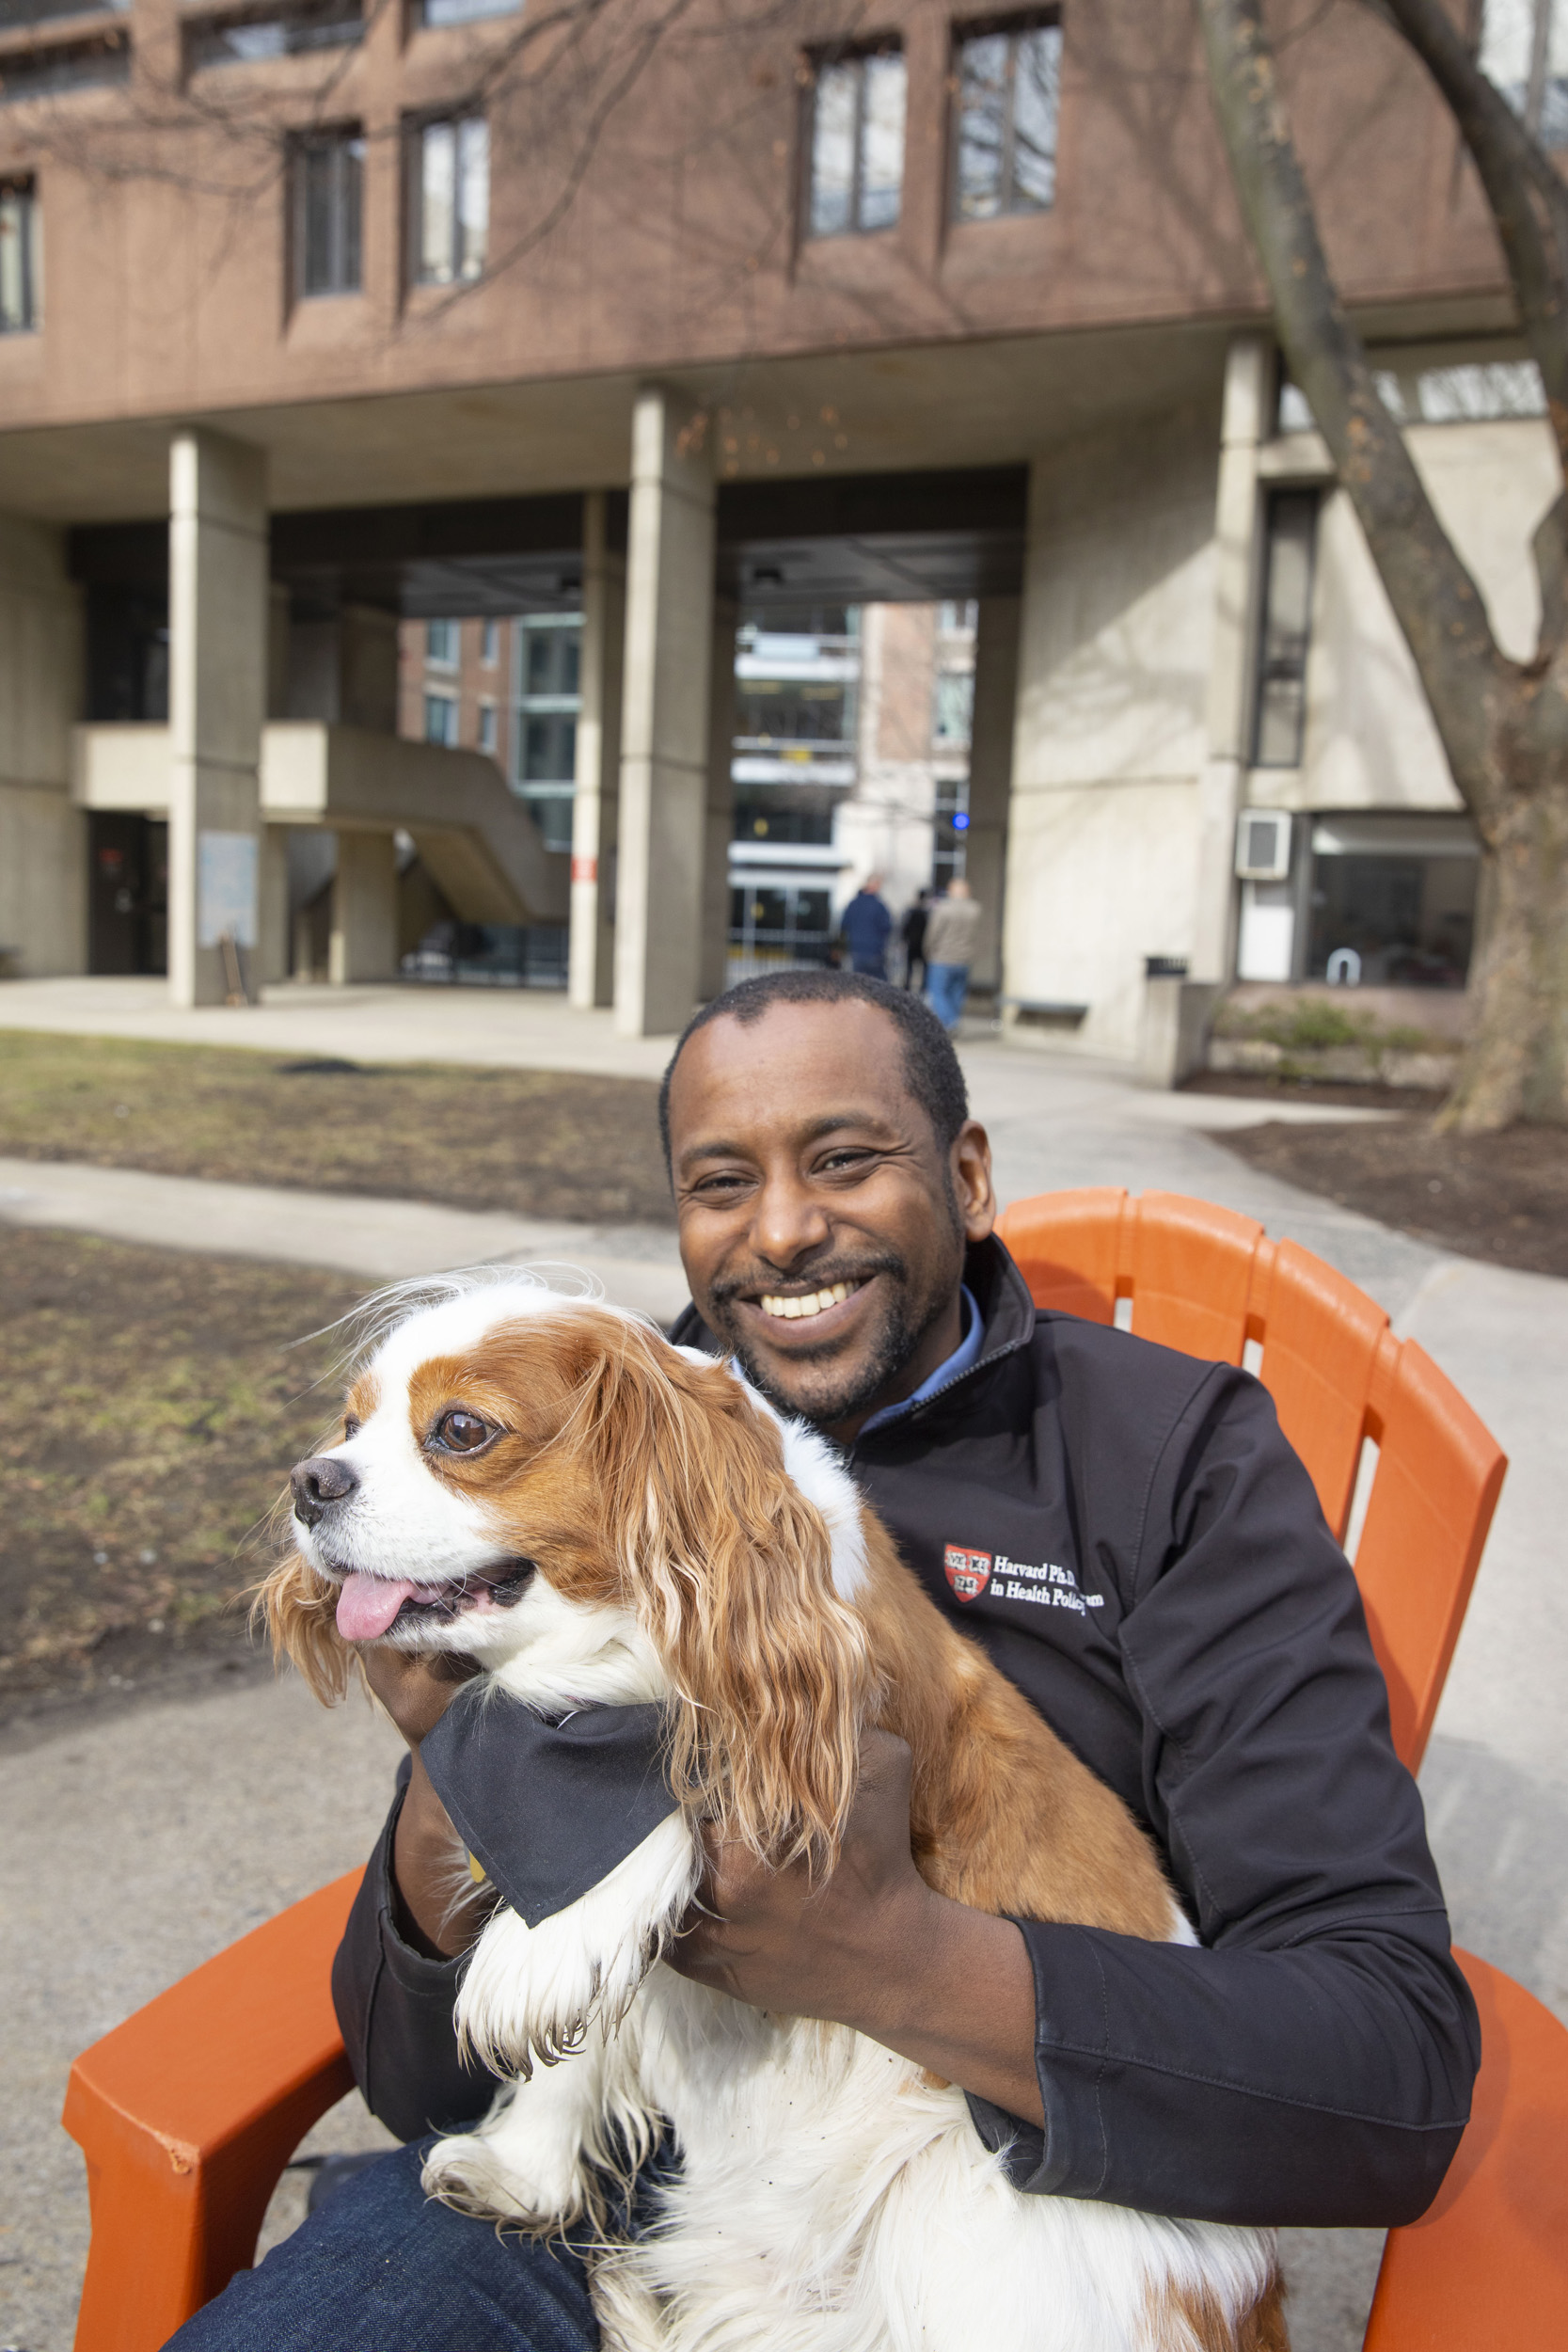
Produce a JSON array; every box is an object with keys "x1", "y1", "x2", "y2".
[
  {"x1": 0, "y1": 0, "x2": 1546, "y2": 1058},
  {"x1": 397, "y1": 600, "x2": 980, "y2": 985}
]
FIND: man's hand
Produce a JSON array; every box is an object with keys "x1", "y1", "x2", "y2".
[
  {"x1": 359, "y1": 1643, "x2": 478, "y2": 1746},
  {"x1": 357, "y1": 1643, "x2": 486, "y2": 1961},
  {"x1": 668, "y1": 1729, "x2": 1045, "y2": 2127}
]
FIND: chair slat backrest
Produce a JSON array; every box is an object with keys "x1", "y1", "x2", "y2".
[
  {"x1": 1125, "y1": 1191, "x2": 1260, "y2": 1364},
  {"x1": 1249, "y1": 1238, "x2": 1390, "y2": 1543},
  {"x1": 994, "y1": 1188, "x2": 1507, "y2": 1773},
  {"x1": 990, "y1": 1186, "x2": 1126, "y2": 1326},
  {"x1": 1353, "y1": 1336, "x2": 1506, "y2": 1772}
]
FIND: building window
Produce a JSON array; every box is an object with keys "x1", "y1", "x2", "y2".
[
  {"x1": 424, "y1": 691, "x2": 458, "y2": 746},
  {"x1": 513, "y1": 616, "x2": 581, "y2": 850},
  {"x1": 0, "y1": 27, "x2": 130, "y2": 103},
  {"x1": 806, "y1": 45, "x2": 906, "y2": 237},
  {"x1": 481, "y1": 617, "x2": 499, "y2": 665},
  {"x1": 293, "y1": 126, "x2": 363, "y2": 298},
  {"x1": 415, "y1": 0, "x2": 519, "y2": 24},
  {"x1": 953, "y1": 16, "x2": 1062, "y2": 220},
  {"x1": 1482, "y1": 0, "x2": 1568, "y2": 143},
  {"x1": 0, "y1": 178, "x2": 40, "y2": 334},
  {"x1": 933, "y1": 671, "x2": 974, "y2": 746},
  {"x1": 188, "y1": 0, "x2": 361, "y2": 70},
  {"x1": 1252, "y1": 489, "x2": 1318, "y2": 768},
  {"x1": 477, "y1": 700, "x2": 498, "y2": 755},
  {"x1": 410, "y1": 114, "x2": 488, "y2": 286},
  {"x1": 425, "y1": 617, "x2": 459, "y2": 667},
  {"x1": 1307, "y1": 814, "x2": 1480, "y2": 989}
]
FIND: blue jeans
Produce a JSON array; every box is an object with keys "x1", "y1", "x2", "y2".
[
  {"x1": 164, "y1": 2140, "x2": 599, "y2": 2351},
  {"x1": 926, "y1": 962, "x2": 970, "y2": 1030}
]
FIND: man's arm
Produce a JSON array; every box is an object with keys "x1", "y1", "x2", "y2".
[
  {"x1": 330, "y1": 1653, "x2": 497, "y2": 2141},
  {"x1": 673, "y1": 1372, "x2": 1480, "y2": 2228}
]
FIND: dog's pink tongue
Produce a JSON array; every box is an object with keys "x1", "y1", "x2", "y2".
[{"x1": 336, "y1": 1574, "x2": 420, "y2": 1642}]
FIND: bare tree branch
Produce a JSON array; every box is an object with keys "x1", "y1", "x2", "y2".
[
  {"x1": 1194, "y1": 0, "x2": 1508, "y2": 817},
  {"x1": 1374, "y1": 0, "x2": 1568, "y2": 470}
]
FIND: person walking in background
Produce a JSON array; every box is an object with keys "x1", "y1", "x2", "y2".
[
  {"x1": 838, "y1": 874, "x2": 893, "y2": 978},
  {"x1": 900, "y1": 888, "x2": 930, "y2": 993},
  {"x1": 924, "y1": 878, "x2": 981, "y2": 1032}
]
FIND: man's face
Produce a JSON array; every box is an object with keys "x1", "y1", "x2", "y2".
[{"x1": 666, "y1": 1001, "x2": 995, "y2": 1437}]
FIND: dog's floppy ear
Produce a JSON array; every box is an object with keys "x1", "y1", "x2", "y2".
[
  {"x1": 564, "y1": 1321, "x2": 876, "y2": 1877},
  {"x1": 254, "y1": 1548, "x2": 353, "y2": 1705}
]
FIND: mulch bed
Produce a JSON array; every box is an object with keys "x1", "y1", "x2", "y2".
[
  {"x1": 1212, "y1": 1115, "x2": 1568, "y2": 1279},
  {"x1": 0, "y1": 1230, "x2": 368, "y2": 1723},
  {"x1": 0, "y1": 1030, "x2": 673, "y2": 1227}
]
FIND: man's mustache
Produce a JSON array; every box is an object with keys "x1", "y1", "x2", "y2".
[{"x1": 706, "y1": 1250, "x2": 907, "y2": 1310}]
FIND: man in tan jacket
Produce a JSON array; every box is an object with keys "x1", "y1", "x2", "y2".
[{"x1": 923, "y1": 879, "x2": 982, "y2": 1031}]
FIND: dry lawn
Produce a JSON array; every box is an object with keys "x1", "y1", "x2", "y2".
[
  {"x1": 0, "y1": 1028, "x2": 673, "y2": 1226},
  {"x1": 0, "y1": 1229, "x2": 366, "y2": 1722}
]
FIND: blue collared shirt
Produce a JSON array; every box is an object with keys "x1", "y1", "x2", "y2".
[{"x1": 858, "y1": 1284, "x2": 983, "y2": 1435}]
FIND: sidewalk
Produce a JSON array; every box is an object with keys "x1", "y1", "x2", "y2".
[{"x1": 4, "y1": 979, "x2": 1563, "y2": 2352}]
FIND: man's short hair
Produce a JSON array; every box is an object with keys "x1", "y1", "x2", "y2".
[{"x1": 657, "y1": 968, "x2": 969, "y2": 1174}]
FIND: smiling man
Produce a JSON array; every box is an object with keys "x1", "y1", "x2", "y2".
[{"x1": 171, "y1": 970, "x2": 1478, "y2": 2352}]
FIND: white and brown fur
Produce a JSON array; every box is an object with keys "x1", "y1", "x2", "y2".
[{"x1": 264, "y1": 1273, "x2": 1289, "y2": 2352}]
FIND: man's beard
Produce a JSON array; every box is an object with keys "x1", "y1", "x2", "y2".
[{"x1": 708, "y1": 1251, "x2": 956, "y2": 1431}]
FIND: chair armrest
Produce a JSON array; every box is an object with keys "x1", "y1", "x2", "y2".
[
  {"x1": 1363, "y1": 1948, "x2": 1568, "y2": 2348},
  {"x1": 63, "y1": 1868, "x2": 364, "y2": 2352}
]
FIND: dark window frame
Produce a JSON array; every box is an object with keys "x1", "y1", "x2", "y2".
[
  {"x1": 290, "y1": 121, "x2": 364, "y2": 300},
  {"x1": 0, "y1": 172, "x2": 40, "y2": 333},
  {"x1": 1251, "y1": 486, "x2": 1321, "y2": 769},
  {"x1": 0, "y1": 24, "x2": 129, "y2": 103},
  {"x1": 185, "y1": 0, "x2": 361, "y2": 72},
  {"x1": 404, "y1": 107, "x2": 489, "y2": 289},
  {"x1": 801, "y1": 37, "x2": 907, "y2": 241},
  {"x1": 950, "y1": 9, "x2": 1064, "y2": 223}
]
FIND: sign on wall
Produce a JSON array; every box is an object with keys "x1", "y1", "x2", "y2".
[{"x1": 197, "y1": 831, "x2": 259, "y2": 949}]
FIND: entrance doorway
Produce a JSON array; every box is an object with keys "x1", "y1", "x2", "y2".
[{"x1": 87, "y1": 813, "x2": 168, "y2": 975}]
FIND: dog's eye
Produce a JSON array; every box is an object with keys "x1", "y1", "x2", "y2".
[
  {"x1": 342, "y1": 1415, "x2": 360, "y2": 1440},
  {"x1": 433, "y1": 1409, "x2": 494, "y2": 1454}
]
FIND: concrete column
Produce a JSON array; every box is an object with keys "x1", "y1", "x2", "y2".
[
  {"x1": 0, "y1": 514, "x2": 86, "y2": 976},
  {"x1": 568, "y1": 492, "x2": 626, "y2": 1009},
  {"x1": 167, "y1": 428, "x2": 269, "y2": 1008},
  {"x1": 698, "y1": 592, "x2": 738, "y2": 1002},
  {"x1": 613, "y1": 385, "x2": 717, "y2": 1038},
  {"x1": 964, "y1": 596, "x2": 1020, "y2": 995},
  {"x1": 329, "y1": 830, "x2": 398, "y2": 982},
  {"x1": 1193, "y1": 335, "x2": 1271, "y2": 983},
  {"x1": 259, "y1": 825, "x2": 291, "y2": 984}
]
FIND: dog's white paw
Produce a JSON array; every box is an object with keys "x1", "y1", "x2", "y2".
[{"x1": 421, "y1": 2124, "x2": 588, "y2": 2231}]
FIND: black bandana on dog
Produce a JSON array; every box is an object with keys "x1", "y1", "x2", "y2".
[{"x1": 420, "y1": 1687, "x2": 680, "y2": 1929}]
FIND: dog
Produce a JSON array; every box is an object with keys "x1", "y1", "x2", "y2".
[{"x1": 264, "y1": 1272, "x2": 1288, "y2": 2352}]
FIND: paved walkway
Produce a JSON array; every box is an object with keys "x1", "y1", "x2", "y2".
[{"x1": 4, "y1": 978, "x2": 1564, "y2": 2351}]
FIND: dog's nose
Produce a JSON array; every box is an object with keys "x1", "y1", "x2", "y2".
[{"x1": 291, "y1": 1454, "x2": 359, "y2": 1529}]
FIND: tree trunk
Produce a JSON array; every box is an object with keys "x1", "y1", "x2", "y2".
[
  {"x1": 1445, "y1": 771, "x2": 1568, "y2": 1129},
  {"x1": 1194, "y1": 0, "x2": 1568, "y2": 1130}
]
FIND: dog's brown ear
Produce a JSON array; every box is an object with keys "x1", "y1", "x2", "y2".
[
  {"x1": 253, "y1": 1549, "x2": 353, "y2": 1705},
  {"x1": 568, "y1": 1323, "x2": 876, "y2": 1877}
]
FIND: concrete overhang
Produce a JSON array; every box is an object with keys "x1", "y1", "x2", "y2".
[{"x1": 71, "y1": 721, "x2": 569, "y2": 927}]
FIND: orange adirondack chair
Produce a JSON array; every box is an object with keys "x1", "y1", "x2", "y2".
[{"x1": 62, "y1": 1191, "x2": 1560, "y2": 2351}]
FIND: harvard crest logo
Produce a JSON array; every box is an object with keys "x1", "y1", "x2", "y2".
[{"x1": 943, "y1": 1545, "x2": 992, "y2": 1603}]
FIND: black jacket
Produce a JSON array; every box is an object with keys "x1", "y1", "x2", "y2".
[{"x1": 332, "y1": 1236, "x2": 1478, "y2": 2227}]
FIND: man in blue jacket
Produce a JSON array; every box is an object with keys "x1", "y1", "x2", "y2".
[
  {"x1": 838, "y1": 872, "x2": 893, "y2": 977},
  {"x1": 172, "y1": 971, "x2": 1477, "y2": 2351}
]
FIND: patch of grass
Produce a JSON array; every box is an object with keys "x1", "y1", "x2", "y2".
[
  {"x1": 0, "y1": 1029, "x2": 673, "y2": 1227},
  {"x1": 0, "y1": 1229, "x2": 367, "y2": 1714}
]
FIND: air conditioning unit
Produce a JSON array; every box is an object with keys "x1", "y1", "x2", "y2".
[{"x1": 1235, "y1": 810, "x2": 1292, "y2": 882}]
